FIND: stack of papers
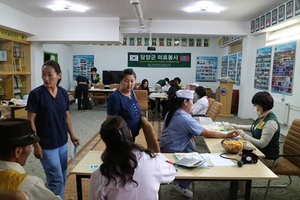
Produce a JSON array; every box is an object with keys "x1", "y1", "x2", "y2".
[{"x1": 174, "y1": 152, "x2": 209, "y2": 168}]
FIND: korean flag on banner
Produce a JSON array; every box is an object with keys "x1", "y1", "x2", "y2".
[{"x1": 130, "y1": 55, "x2": 139, "y2": 61}]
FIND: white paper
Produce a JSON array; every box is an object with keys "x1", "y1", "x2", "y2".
[
  {"x1": 71, "y1": 144, "x2": 78, "y2": 162},
  {"x1": 174, "y1": 152, "x2": 209, "y2": 168},
  {"x1": 200, "y1": 153, "x2": 236, "y2": 167}
]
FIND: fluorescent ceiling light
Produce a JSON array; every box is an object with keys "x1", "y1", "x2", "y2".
[
  {"x1": 184, "y1": 1, "x2": 224, "y2": 13},
  {"x1": 48, "y1": 1, "x2": 88, "y2": 12}
]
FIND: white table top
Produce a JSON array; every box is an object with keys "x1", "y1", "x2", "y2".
[{"x1": 149, "y1": 92, "x2": 168, "y2": 99}]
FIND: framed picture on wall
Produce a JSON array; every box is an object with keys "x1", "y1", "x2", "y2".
[
  {"x1": 174, "y1": 38, "x2": 180, "y2": 46},
  {"x1": 188, "y1": 39, "x2": 194, "y2": 47},
  {"x1": 152, "y1": 38, "x2": 157, "y2": 46},
  {"x1": 286, "y1": 1, "x2": 293, "y2": 19},
  {"x1": 129, "y1": 38, "x2": 135, "y2": 46},
  {"x1": 255, "y1": 18, "x2": 259, "y2": 31},
  {"x1": 260, "y1": 15, "x2": 265, "y2": 30},
  {"x1": 144, "y1": 38, "x2": 149, "y2": 46},
  {"x1": 181, "y1": 38, "x2": 187, "y2": 47},
  {"x1": 295, "y1": 0, "x2": 300, "y2": 15},
  {"x1": 203, "y1": 39, "x2": 209, "y2": 47},
  {"x1": 196, "y1": 39, "x2": 202, "y2": 47},
  {"x1": 272, "y1": 8, "x2": 277, "y2": 25},
  {"x1": 159, "y1": 38, "x2": 165, "y2": 46},
  {"x1": 44, "y1": 51, "x2": 58, "y2": 63},
  {"x1": 136, "y1": 38, "x2": 142, "y2": 46},
  {"x1": 266, "y1": 12, "x2": 271, "y2": 27},
  {"x1": 279, "y1": 4, "x2": 285, "y2": 22},
  {"x1": 251, "y1": 20, "x2": 255, "y2": 33},
  {"x1": 166, "y1": 38, "x2": 172, "y2": 46}
]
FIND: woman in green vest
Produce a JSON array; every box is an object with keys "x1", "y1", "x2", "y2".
[{"x1": 231, "y1": 91, "x2": 280, "y2": 167}]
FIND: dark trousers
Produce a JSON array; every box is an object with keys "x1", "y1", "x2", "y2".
[{"x1": 76, "y1": 84, "x2": 89, "y2": 109}]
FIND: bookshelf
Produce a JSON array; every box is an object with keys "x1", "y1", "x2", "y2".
[{"x1": 0, "y1": 34, "x2": 31, "y2": 100}]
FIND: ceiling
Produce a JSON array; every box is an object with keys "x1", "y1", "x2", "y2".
[{"x1": 1, "y1": 0, "x2": 287, "y2": 22}]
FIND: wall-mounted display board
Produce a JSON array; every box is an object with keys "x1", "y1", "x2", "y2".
[
  {"x1": 227, "y1": 53, "x2": 237, "y2": 82},
  {"x1": 236, "y1": 52, "x2": 243, "y2": 86},
  {"x1": 254, "y1": 47, "x2": 272, "y2": 90},
  {"x1": 195, "y1": 56, "x2": 218, "y2": 82},
  {"x1": 221, "y1": 56, "x2": 228, "y2": 77},
  {"x1": 271, "y1": 41, "x2": 296, "y2": 95},
  {"x1": 72, "y1": 55, "x2": 94, "y2": 81}
]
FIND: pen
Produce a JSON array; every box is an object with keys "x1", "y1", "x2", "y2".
[{"x1": 166, "y1": 160, "x2": 175, "y2": 165}]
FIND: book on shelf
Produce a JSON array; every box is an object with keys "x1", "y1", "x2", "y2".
[
  {"x1": 13, "y1": 58, "x2": 22, "y2": 72},
  {"x1": 14, "y1": 76, "x2": 22, "y2": 88}
]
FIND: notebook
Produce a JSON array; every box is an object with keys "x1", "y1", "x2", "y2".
[{"x1": 175, "y1": 157, "x2": 206, "y2": 168}]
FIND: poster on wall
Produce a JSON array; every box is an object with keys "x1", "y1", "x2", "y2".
[
  {"x1": 195, "y1": 56, "x2": 218, "y2": 82},
  {"x1": 254, "y1": 47, "x2": 272, "y2": 90},
  {"x1": 73, "y1": 55, "x2": 94, "y2": 81},
  {"x1": 221, "y1": 56, "x2": 228, "y2": 77},
  {"x1": 236, "y1": 52, "x2": 243, "y2": 86},
  {"x1": 227, "y1": 53, "x2": 237, "y2": 82},
  {"x1": 271, "y1": 42, "x2": 296, "y2": 95}
]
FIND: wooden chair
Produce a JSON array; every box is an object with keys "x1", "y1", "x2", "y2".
[
  {"x1": 92, "y1": 83, "x2": 106, "y2": 105},
  {"x1": 110, "y1": 83, "x2": 119, "y2": 89},
  {"x1": 263, "y1": 119, "x2": 300, "y2": 199},
  {"x1": 206, "y1": 101, "x2": 222, "y2": 121},
  {"x1": 206, "y1": 97, "x2": 216, "y2": 114},
  {"x1": 0, "y1": 189, "x2": 25, "y2": 200},
  {"x1": 134, "y1": 90, "x2": 149, "y2": 119},
  {"x1": 141, "y1": 116, "x2": 160, "y2": 153}
]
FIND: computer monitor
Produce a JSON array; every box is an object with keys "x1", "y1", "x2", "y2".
[{"x1": 102, "y1": 70, "x2": 122, "y2": 85}]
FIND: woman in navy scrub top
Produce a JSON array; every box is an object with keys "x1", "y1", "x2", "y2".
[
  {"x1": 26, "y1": 60, "x2": 80, "y2": 199},
  {"x1": 106, "y1": 68, "x2": 141, "y2": 141}
]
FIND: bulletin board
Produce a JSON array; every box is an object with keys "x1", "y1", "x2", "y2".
[
  {"x1": 236, "y1": 52, "x2": 242, "y2": 86},
  {"x1": 271, "y1": 42, "x2": 296, "y2": 95},
  {"x1": 195, "y1": 56, "x2": 218, "y2": 82},
  {"x1": 221, "y1": 56, "x2": 228, "y2": 77},
  {"x1": 227, "y1": 53, "x2": 237, "y2": 82},
  {"x1": 73, "y1": 55, "x2": 94, "y2": 81},
  {"x1": 254, "y1": 46, "x2": 272, "y2": 90}
]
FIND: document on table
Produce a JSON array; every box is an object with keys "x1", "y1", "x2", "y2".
[
  {"x1": 200, "y1": 153, "x2": 236, "y2": 167},
  {"x1": 174, "y1": 152, "x2": 210, "y2": 168}
]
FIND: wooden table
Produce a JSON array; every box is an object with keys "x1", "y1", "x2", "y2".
[
  {"x1": 70, "y1": 138, "x2": 277, "y2": 200},
  {"x1": 88, "y1": 88, "x2": 115, "y2": 105}
]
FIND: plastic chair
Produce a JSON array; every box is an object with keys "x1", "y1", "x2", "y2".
[
  {"x1": 134, "y1": 90, "x2": 149, "y2": 119},
  {"x1": 141, "y1": 116, "x2": 160, "y2": 153},
  {"x1": 263, "y1": 119, "x2": 300, "y2": 199}
]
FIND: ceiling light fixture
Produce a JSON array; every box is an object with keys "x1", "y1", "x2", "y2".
[
  {"x1": 130, "y1": 0, "x2": 145, "y2": 27},
  {"x1": 184, "y1": 1, "x2": 224, "y2": 13},
  {"x1": 48, "y1": 0, "x2": 88, "y2": 12}
]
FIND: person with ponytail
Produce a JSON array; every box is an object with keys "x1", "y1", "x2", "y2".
[{"x1": 89, "y1": 116, "x2": 176, "y2": 200}]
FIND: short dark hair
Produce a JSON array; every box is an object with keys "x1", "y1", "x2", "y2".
[
  {"x1": 251, "y1": 91, "x2": 274, "y2": 111},
  {"x1": 174, "y1": 77, "x2": 181, "y2": 84},
  {"x1": 195, "y1": 86, "x2": 206, "y2": 98},
  {"x1": 119, "y1": 68, "x2": 136, "y2": 82},
  {"x1": 91, "y1": 67, "x2": 97, "y2": 72}
]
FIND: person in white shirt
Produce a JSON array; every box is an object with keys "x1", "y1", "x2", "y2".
[
  {"x1": 0, "y1": 118, "x2": 61, "y2": 200},
  {"x1": 191, "y1": 86, "x2": 209, "y2": 115},
  {"x1": 89, "y1": 116, "x2": 176, "y2": 200}
]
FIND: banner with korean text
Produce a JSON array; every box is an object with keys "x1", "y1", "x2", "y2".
[{"x1": 128, "y1": 52, "x2": 191, "y2": 68}]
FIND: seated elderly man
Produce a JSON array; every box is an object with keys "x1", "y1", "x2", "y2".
[{"x1": 0, "y1": 118, "x2": 61, "y2": 200}]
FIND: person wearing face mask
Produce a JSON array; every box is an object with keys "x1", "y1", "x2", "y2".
[{"x1": 229, "y1": 91, "x2": 280, "y2": 168}]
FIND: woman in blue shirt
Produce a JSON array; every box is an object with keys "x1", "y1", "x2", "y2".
[
  {"x1": 160, "y1": 90, "x2": 238, "y2": 198},
  {"x1": 106, "y1": 68, "x2": 141, "y2": 140}
]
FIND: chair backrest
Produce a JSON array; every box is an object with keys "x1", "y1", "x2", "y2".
[
  {"x1": 283, "y1": 119, "x2": 300, "y2": 167},
  {"x1": 206, "y1": 101, "x2": 222, "y2": 121},
  {"x1": 0, "y1": 189, "x2": 25, "y2": 200},
  {"x1": 110, "y1": 83, "x2": 119, "y2": 89},
  {"x1": 134, "y1": 90, "x2": 148, "y2": 111},
  {"x1": 206, "y1": 98, "x2": 216, "y2": 114},
  {"x1": 141, "y1": 116, "x2": 160, "y2": 153},
  {"x1": 94, "y1": 83, "x2": 105, "y2": 89}
]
